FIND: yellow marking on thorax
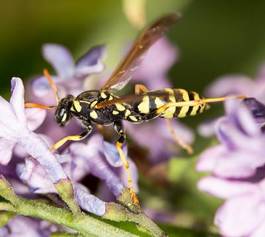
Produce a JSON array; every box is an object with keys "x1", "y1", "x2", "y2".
[
  {"x1": 109, "y1": 96, "x2": 113, "y2": 100},
  {"x1": 73, "y1": 100, "x2": 82, "y2": 112},
  {"x1": 100, "y1": 92, "x2": 107, "y2": 99},
  {"x1": 112, "y1": 110, "x2": 119, "y2": 115},
  {"x1": 90, "y1": 100, "x2": 98, "y2": 108},
  {"x1": 90, "y1": 110, "x2": 98, "y2": 119},
  {"x1": 125, "y1": 109, "x2": 131, "y2": 118},
  {"x1": 129, "y1": 115, "x2": 138, "y2": 122},
  {"x1": 178, "y1": 89, "x2": 190, "y2": 118},
  {"x1": 162, "y1": 88, "x2": 176, "y2": 118},
  {"x1": 116, "y1": 103, "x2": 126, "y2": 111},
  {"x1": 154, "y1": 97, "x2": 165, "y2": 108},
  {"x1": 190, "y1": 92, "x2": 201, "y2": 116},
  {"x1": 138, "y1": 96, "x2": 150, "y2": 114}
]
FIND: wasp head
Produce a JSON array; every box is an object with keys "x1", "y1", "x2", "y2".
[{"x1": 55, "y1": 95, "x2": 74, "y2": 126}]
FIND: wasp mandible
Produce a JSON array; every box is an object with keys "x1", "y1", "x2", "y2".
[{"x1": 26, "y1": 13, "x2": 244, "y2": 205}]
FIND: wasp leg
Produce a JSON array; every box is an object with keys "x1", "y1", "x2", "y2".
[
  {"x1": 165, "y1": 119, "x2": 193, "y2": 155},
  {"x1": 134, "y1": 84, "x2": 149, "y2": 95},
  {"x1": 114, "y1": 121, "x2": 140, "y2": 206},
  {"x1": 50, "y1": 124, "x2": 93, "y2": 152}
]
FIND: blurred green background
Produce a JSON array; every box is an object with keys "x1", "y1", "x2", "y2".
[{"x1": 1, "y1": 0, "x2": 265, "y2": 236}]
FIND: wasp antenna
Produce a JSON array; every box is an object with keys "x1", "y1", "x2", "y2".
[
  {"x1": 203, "y1": 95, "x2": 246, "y2": 104},
  {"x1": 43, "y1": 68, "x2": 60, "y2": 104},
  {"x1": 25, "y1": 102, "x2": 56, "y2": 110}
]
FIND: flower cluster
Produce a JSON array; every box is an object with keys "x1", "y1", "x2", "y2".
[
  {"x1": 0, "y1": 38, "x2": 190, "y2": 235},
  {"x1": 197, "y1": 65, "x2": 265, "y2": 236}
]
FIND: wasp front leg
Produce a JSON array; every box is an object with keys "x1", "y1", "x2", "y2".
[
  {"x1": 114, "y1": 121, "x2": 140, "y2": 206},
  {"x1": 50, "y1": 123, "x2": 93, "y2": 152}
]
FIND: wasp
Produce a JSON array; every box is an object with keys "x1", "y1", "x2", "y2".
[{"x1": 26, "y1": 13, "x2": 244, "y2": 205}]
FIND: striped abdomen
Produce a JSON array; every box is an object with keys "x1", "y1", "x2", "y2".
[{"x1": 134, "y1": 88, "x2": 208, "y2": 119}]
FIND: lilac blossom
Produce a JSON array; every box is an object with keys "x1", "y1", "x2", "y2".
[
  {"x1": 199, "y1": 64, "x2": 265, "y2": 137},
  {"x1": 0, "y1": 216, "x2": 54, "y2": 237},
  {"x1": 31, "y1": 43, "x2": 105, "y2": 100},
  {"x1": 68, "y1": 134, "x2": 138, "y2": 197},
  {"x1": 126, "y1": 37, "x2": 194, "y2": 163},
  {"x1": 0, "y1": 77, "x2": 106, "y2": 217},
  {"x1": 205, "y1": 64, "x2": 265, "y2": 102},
  {"x1": 197, "y1": 99, "x2": 265, "y2": 236}
]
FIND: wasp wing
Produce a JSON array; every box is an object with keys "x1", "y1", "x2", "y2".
[{"x1": 101, "y1": 12, "x2": 181, "y2": 91}]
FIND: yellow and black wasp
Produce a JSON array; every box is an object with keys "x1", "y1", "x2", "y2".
[{"x1": 26, "y1": 12, "x2": 244, "y2": 205}]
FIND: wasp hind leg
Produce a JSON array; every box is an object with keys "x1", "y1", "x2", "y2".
[
  {"x1": 165, "y1": 119, "x2": 193, "y2": 155},
  {"x1": 50, "y1": 124, "x2": 93, "y2": 152},
  {"x1": 114, "y1": 121, "x2": 140, "y2": 206},
  {"x1": 156, "y1": 103, "x2": 194, "y2": 154}
]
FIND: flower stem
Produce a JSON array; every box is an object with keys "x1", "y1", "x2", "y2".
[{"x1": 0, "y1": 177, "x2": 136, "y2": 237}]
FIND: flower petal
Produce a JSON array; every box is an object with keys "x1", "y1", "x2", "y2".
[
  {"x1": 252, "y1": 221, "x2": 265, "y2": 237},
  {"x1": 196, "y1": 145, "x2": 224, "y2": 172},
  {"x1": 103, "y1": 141, "x2": 124, "y2": 167},
  {"x1": 74, "y1": 183, "x2": 106, "y2": 216},
  {"x1": 205, "y1": 75, "x2": 254, "y2": 97},
  {"x1": 243, "y1": 97, "x2": 265, "y2": 124},
  {"x1": 69, "y1": 136, "x2": 124, "y2": 196},
  {"x1": 25, "y1": 108, "x2": 47, "y2": 131},
  {"x1": 134, "y1": 37, "x2": 177, "y2": 84},
  {"x1": 31, "y1": 75, "x2": 60, "y2": 99},
  {"x1": 0, "y1": 138, "x2": 15, "y2": 165},
  {"x1": 198, "y1": 177, "x2": 256, "y2": 199},
  {"x1": 215, "y1": 193, "x2": 265, "y2": 237},
  {"x1": 75, "y1": 45, "x2": 105, "y2": 77},
  {"x1": 16, "y1": 158, "x2": 56, "y2": 193},
  {"x1": 42, "y1": 43, "x2": 75, "y2": 79},
  {"x1": 10, "y1": 77, "x2": 26, "y2": 124}
]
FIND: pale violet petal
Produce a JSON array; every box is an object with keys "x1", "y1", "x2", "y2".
[
  {"x1": 0, "y1": 138, "x2": 15, "y2": 165},
  {"x1": 198, "y1": 177, "x2": 256, "y2": 199},
  {"x1": 252, "y1": 221, "x2": 265, "y2": 237},
  {"x1": 75, "y1": 45, "x2": 105, "y2": 77},
  {"x1": 205, "y1": 75, "x2": 254, "y2": 97},
  {"x1": 31, "y1": 75, "x2": 60, "y2": 98},
  {"x1": 19, "y1": 133, "x2": 67, "y2": 183},
  {"x1": 103, "y1": 141, "x2": 124, "y2": 167},
  {"x1": 16, "y1": 158, "x2": 56, "y2": 194},
  {"x1": 42, "y1": 43, "x2": 75, "y2": 79},
  {"x1": 215, "y1": 193, "x2": 265, "y2": 237},
  {"x1": 74, "y1": 183, "x2": 106, "y2": 216},
  {"x1": 10, "y1": 77, "x2": 26, "y2": 124},
  {"x1": 25, "y1": 108, "x2": 47, "y2": 131}
]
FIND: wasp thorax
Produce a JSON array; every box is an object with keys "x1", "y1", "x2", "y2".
[{"x1": 55, "y1": 95, "x2": 74, "y2": 126}]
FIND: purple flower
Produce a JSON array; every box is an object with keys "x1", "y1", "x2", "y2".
[
  {"x1": 32, "y1": 44, "x2": 105, "y2": 100},
  {"x1": 198, "y1": 64, "x2": 265, "y2": 138},
  {"x1": 205, "y1": 64, "x2": 265, "y2": 102},
  {"x1": 0, "y1": 77, "x2": 67, "y2": 183},
  {"x1": 68, "y1": 134, "x2": 138, "y2": 197},
  {"x1": 126, "y1": 37, "x2": 194, "y2": 162},
  {"x1": 198, "y1": 100, "x2": 265, "y2": 178},
  {"x1": 199, "y1": 177, "x2": 265, "y2": 237},
  {"x1": 0, "y1": 216, "x2": 55, "y2": 237},
  {"x1": 197, "y1": 99, "x2": 265, "y2": 236}
]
